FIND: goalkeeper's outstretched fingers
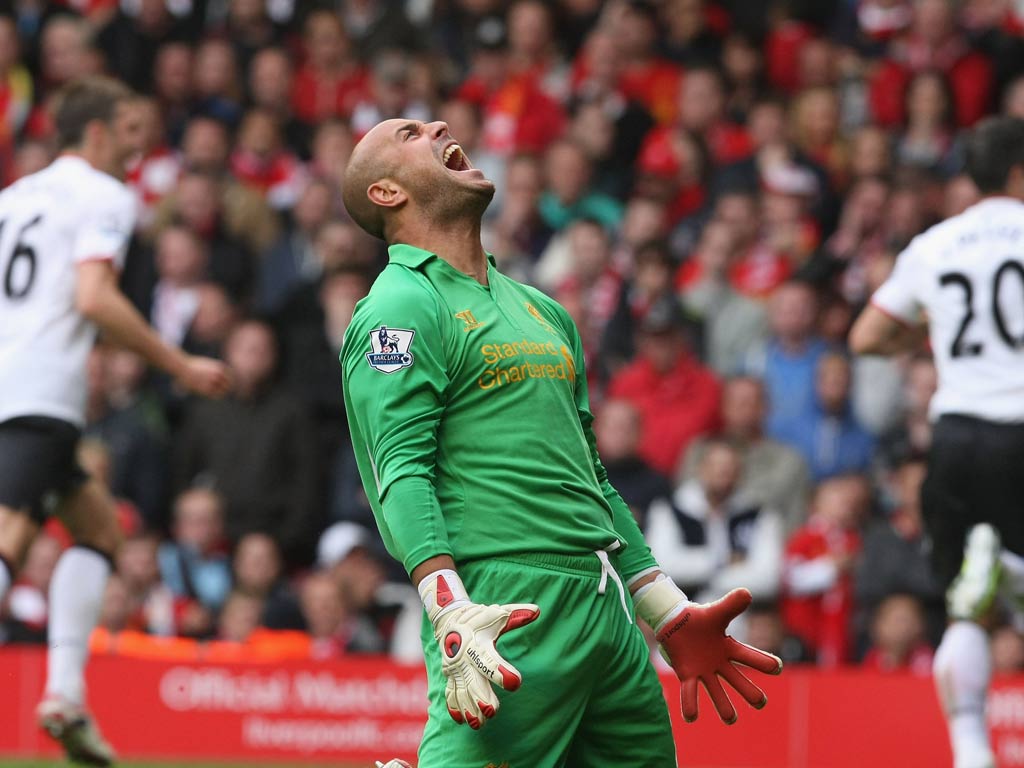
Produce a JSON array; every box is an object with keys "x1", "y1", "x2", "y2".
[{"x1": 633, "y1": 578, "x2": 783, "y2": 725}]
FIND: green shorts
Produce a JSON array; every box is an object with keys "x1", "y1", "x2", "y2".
[{"x1": 417, "y1": 551, "x2": 677, "y2": 768}]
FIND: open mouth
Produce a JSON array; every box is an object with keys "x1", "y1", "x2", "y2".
[{"x1": 442, "y1": 142, "x2": 472, "y2": 172}]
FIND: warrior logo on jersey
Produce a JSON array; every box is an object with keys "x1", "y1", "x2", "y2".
[{"x1": 366, "y1": 325, "x2": 415, "y2": 373}]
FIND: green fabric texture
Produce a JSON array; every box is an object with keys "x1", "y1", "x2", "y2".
[
  {"x1": 418, "y1": 552, "x2": 676, "y2": 768},
  {"x1": 340, "y1": 244, "x2": 657, "y2": 581}
]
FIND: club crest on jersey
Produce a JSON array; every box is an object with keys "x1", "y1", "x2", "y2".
[{"x1": 366, "y1": 325, "x2": 415, "y2": 373}]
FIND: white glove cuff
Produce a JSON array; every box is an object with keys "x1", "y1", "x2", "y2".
[
  {"x1": 417, "y1": 568, "x2": 471, "y2": 623},
  {"x1": 632, "y1": 574, "x2": 689, "y2": 633}
]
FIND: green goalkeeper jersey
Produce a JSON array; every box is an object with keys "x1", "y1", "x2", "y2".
[{"x1": 341, "y1": 244, "x2": 656, "y2": 580}]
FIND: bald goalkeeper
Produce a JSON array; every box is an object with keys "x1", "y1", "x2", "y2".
[{"x1": 340, "y1": 119, "x2": 783, "y2": 768}]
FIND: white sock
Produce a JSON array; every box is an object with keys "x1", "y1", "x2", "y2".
[
  {"x1": 934, "y1": 621, "x2": 994, "y2": 768},
  {"x1": 45, "y1": 546, "x2": 111, "y2": 705},
  {"x1": 0, "y1": 555, "x2": 12, "y2": 604}
]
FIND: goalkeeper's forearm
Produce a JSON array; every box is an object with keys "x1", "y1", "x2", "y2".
[{"x1": 411, "y1": 554, "x2": 457, "y2": 586}]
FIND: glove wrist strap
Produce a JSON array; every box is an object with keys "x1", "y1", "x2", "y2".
[
  {"x1": 417, "y1": 568, "x2": 470, "y2": 623},
  {"x1": 632, "y1": 573, "x2": 689, "y2": 633}
]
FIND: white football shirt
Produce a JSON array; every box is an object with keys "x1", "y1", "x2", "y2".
[
  {"x1": 872, "y1": 196, "x2": 1024, "y2": 422},
  {"x1": 0, "y1": 155, "x2": 137, "y2": 427}
]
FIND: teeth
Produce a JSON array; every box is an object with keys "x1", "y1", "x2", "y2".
[{"x1": 443, "y1": 144, "x2": 461, "y2": 168}]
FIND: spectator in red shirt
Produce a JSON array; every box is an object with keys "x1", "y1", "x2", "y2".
[
  {"x1": 869, "y1": 0, "x2": 994, "y2": 127},
  {"x1": 678, "y1": 64, "x2": 753, "y2": 166},
  {"x1": 230, "y1": 108, "x2": 307, "y2": 210},
  {"x1": 861, "y1": 593, "x2": 934, "y2": 675},
  {"x1": 457, "y1": 17, "x2": 567, "y2": 157},
  {"x1": 248, "y1": 47, "x2": 310, "y2": 159},
  {"x1": 714, "y1": 186, "x2": 793, "y2": 298},
  {"x1": 605, "y1": 0, "x2": 683, "y2": 124},
  {"x1": 507, "y1": 0, "x2": 569, "y2": 100},
  {"x1": 291, "y1": 10, "x2": 368, "y2": 123},
  {"x1": 125, "y1": 97, "x2": 180, "y2": 228},
  {"x1": 781, "y1": 474, "x2": 870, "y2": 667},
  {"x1": 607, "y1": 296, "x2": 721, "y2": 476}
]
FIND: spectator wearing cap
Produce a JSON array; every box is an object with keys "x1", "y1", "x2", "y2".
[
  {"x1": 314, "y1": 522, "x2": 421, "y2": 658},
  {"x1": 607, "y1": 296, "x2": 720, "y2": 476},
  {"x1": 644, "y1": 438, "x2": 784, "y2": 604},
  {"x1": 682, "y1": 376, "x2": 811, "y2": 535},
  {"x1": 634, "y1": 124, "x2": 709, "y2": 225},
  {"x1": 456, "y1": 14, "x2": 567, "y2": 158},
  {"x1": 602, "y1": 239, "x2": 677, "y2": 376},
  {"x1": 174, "y1": 320, "x2": 322, "y2": 565},
  {"x1": 773, "y1": 352, "x2": 875, "y2": 482},
  {"x1": 746, "y1": 279, "x2": 830, "y2": 441},
  {"x1": 678, "y1": 219, "x2": 767, "y2": 376},
  {"x1": 758, "y1": 160, "x2": 822, "y2": 278}
]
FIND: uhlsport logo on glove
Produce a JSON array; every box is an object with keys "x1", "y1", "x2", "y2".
[{"x1": 366, "y1": 325, "x2": 415, "y2": 373}]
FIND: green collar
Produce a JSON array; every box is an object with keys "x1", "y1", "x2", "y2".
[{"x1": 388, "y1": 243, "x2": 497, "y2": 269}]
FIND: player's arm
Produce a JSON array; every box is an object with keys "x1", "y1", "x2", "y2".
[
  {"x1": 341, "y1": 284, "x2": 538, "y2": 730},
  {"x1": 76, "y1": 260, "x2": 229, "y2": 397},
  {"x1": 549, "y1": 297, "x2": 783, "y2": 724},
  {"x1": 850, "y1": 238, "x2": 927, "y2": 356},
  {"x1": 73, "y1": 189, "x2": 228, "y2": 397},
  {"x1": 849, "y1": 302, "x2": 927, "y2": 356}
]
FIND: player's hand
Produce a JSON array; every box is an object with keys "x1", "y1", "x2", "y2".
[
  {"x1": 633, "y1": 576, "x2": 782, "y2": 725},
  {"x1": 418, "y1": 569, "x2": 539, "y2": 729},
  {"x1": 177, "y1": 355, "x2": 232, "y2": 398}
]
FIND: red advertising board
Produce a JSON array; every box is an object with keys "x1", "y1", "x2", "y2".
[{"x1": 3, "y1": 647, "x2": 1024, "y2": 766}]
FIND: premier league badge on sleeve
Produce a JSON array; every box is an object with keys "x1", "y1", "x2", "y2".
[{"x1": 366, "y1": 325, "x2": 416, "y2": 373}]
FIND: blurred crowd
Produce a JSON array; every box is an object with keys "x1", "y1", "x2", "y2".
[{"x1": 3, "y1": 0, "x2": 1024, "y2": 674}]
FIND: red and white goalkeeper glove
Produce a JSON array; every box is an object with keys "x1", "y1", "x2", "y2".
[
  {"x1": 632, "y1": 574, "x2": 783, "y2": 724},
  {"x1": 418, "y1": 569, "x2": 540, "y2": 729}
]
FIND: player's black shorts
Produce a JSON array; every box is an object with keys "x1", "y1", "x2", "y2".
[
  {"x1": 922, "y1": 413, "x2": 1024, "y2": 589},
  {"x1": 0, "y1": 416, "x2": 88, "y2": 523}
]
